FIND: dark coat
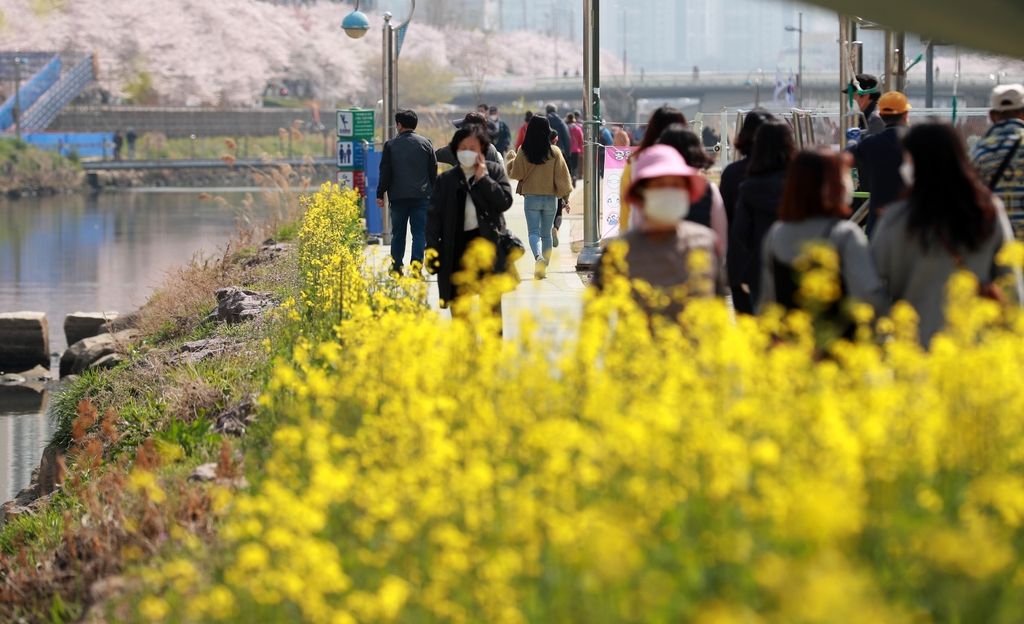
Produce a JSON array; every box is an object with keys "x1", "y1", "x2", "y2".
[
  {"x1": 377, "y1": 130, "x2": 437, "y2": 201},
  {"x1": 721, "y1": 157, "x2": 753, "y2": 310},
  {"x1": 426, "y1": 162, "x2": 514, "y2": 304},
  {"x1": 848, "y1": 125, "x2": 908, "y2": 234},
  {"x1": 732, "y1": 170, "x2": 787, "y2": 305},
  {"x1": 547, "y1": 113, "x2": 572, "y2": 161}
]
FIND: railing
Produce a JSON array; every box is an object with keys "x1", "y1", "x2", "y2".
[
  {"x1": 21, "y1": 55, "x2": 96, "y2": 130},
  {"x1": 0, "y1": 55, "x2": 60, "y2": 131}
]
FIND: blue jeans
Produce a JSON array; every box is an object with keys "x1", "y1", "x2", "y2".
[
  {"x1": 389, "y1": 198, "x2": 428, "y2": 270},
  {"x1": 524, "y1": 194, "x2": 557, "y2": 259}
]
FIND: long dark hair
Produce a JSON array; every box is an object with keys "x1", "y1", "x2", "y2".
[
  {"x1": 635, "y1": 106, "x2": 688, "y2": 153},
  {"x1": 657, "y1": 123, "x2": 713, "y2": 170},
  {"x1": 778, "y1": 150, "x2": 852, "y2": 221},
  {"x1": 521, "y1": 116, "x2": 553, "y2": 165},
  {"x1": 903, "y1": 123, "x2": 996, "y2": 251},
  {"x1": 735, "y1": 108, "x2": 774, "y2": 157},
  {"x1": 747, "y1": 120, "x2": 795, "y2": 176}
]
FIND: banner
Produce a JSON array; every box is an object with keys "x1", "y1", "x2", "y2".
[{"x1": 601, "y1": 146, "x2": 635, "y2": 239}]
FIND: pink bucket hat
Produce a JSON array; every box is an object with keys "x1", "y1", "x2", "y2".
[{"x1": 626, "y1": 145, "x2": 708, "y2": 206}]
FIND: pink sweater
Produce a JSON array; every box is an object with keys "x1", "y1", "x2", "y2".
[{"x1": 569, "y1": 124, "x2": 584, "y2": 154}]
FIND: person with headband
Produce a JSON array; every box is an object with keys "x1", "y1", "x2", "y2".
[
  {"x1": 842, "y1": 74, "x2": 885, "y2": 139},
  {"x1": 592, "y1": 145, "x2": 726, "y2": 321}
]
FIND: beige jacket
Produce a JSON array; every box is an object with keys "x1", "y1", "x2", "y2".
[{"x1": 506, "y1": 146, "x2": 573, "y2": 201}]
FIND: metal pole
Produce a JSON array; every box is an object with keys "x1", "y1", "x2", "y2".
[
  {"x1": 884, "y1": 30, "x2": 895, "y2": 92},
  {"x1": 13, "y1": 52, "x2": 22, "y2": 140},
  {"x1": 797, "y1": 12, "x2": 803, "y2": 107},
  {"x1": 839, "y1": 14, "x2": 850, "y2": 148},
  {"x1": 895, "y1": 31, "x2": 907, "y2": 93},
  {"x1": 622, "y1": 8, "x2": 626, "y2": 77},
  {"x1": 381, "y1": 12, "x2": 394, "y2": 244},
  {"x1": 925, "y1": 40, "x2": 934, "y2": 108},
  {"x1": 576, "y1": 0, "x2": 601, "y2": 271}
]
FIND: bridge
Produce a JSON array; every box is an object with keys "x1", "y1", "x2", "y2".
[
  {"x1": 0, "y1": 51, "x2": 97, "y2": 132},
  {"x1": 450, "y1": 71, "x2": 1017, "y2": 115}
]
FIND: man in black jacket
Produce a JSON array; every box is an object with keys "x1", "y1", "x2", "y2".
[
  {"x1": 377, "y1": 109, "x2": 437, "y2": 274},
  {"x1": 546, "y1": 104, "x2": 571, "y2": 162},
  {"x1": 847, "y1": 91, "x2": 910, "y2": 235},
  {"x1": 489, "y1": 106, "x2": 512, "y2": 153}
]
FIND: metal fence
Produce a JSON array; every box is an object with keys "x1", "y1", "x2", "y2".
[
  {"x1": 49, "y1": 105, "x2": 336, "y2": 139},
  {"x1": 699, "y1": 107, "x2": 994, "y2": 165}
]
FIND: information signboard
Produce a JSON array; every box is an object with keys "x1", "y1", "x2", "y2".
[{"x1": 337, "y1": 109, "x2": 375, "y2": 140}]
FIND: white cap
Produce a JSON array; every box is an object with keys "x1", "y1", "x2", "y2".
[{"x1": 991, "y1": 84, "x2": 1024, "y2": 112}]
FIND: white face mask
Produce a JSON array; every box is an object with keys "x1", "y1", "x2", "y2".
[
  {"x1": 849, "y1": 98, "x2": 862, "y2": 114},
  {"x1": 457, "y1": 150, "x2": 479, "y2": 169},
  {"x1": 490, "y1": 114, "x2": 499, "y2": 122},
  {"x1": 643, "y1": 188, "x2": 690, "y2": 224},
  {"x1": 900, "y1": 161, "x2": 915, "y2": 186}
]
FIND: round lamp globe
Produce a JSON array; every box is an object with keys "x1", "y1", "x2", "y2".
[{"x1": 341, "y1": 11, "x2": 371, "y2": 39}]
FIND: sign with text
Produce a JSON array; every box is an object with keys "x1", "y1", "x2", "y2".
[
  {"x1": 337, "y1": 170, "x2": 366, "y2": 194},
  {"x1": 601, "y1": 146, "x2": 635, "y2": 238},
  {"x1": 337, "y1": 140, "x2": 373, "y2": 170},
  {"x1": 337, "y1": 109, "x2": 375, "y2": 140}
]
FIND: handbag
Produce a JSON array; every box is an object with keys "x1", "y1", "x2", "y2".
[{"x1": 940, "y1": 236, "x2": 1008, "y2": 305}]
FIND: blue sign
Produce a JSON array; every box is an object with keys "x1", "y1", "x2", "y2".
[
  {"x1": 364, "y1": 151, "x2": 383, "y2": 234},
  {"x1": 337, "y1": 140, "x2": 373, "y2": 170}
]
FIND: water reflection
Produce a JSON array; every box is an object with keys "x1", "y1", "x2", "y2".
[
  {"x1": 0, "y1": 189, "x2": 275, "y2": 503},
  {"x1": 0, "y1": 386, "x2": 52, "y2": 504},
  {"x1": 0, "y1": 190, "x2": 273, "y2": 353}
]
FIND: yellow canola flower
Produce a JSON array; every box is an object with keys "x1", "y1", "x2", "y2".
[{"x1": 143, "y1": 183, "x2": 1024, "y2": 624}]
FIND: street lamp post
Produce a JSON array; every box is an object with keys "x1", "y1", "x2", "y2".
[
  {"x1": 342, "y1": 0, "x2": 416, "y2": 245},
  {"x1": 576, "y1": 0, "x2": 601, "y2": 271},
  {"x1": 785, "y1": 13, "x2": 803, "y2": 107}
]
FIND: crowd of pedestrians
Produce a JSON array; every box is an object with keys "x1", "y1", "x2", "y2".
[
  {"x1": 376, "y1": 82, "x2": 1024, "y2": 345},
  {"x1": 596, "y1": 83, "x2": 1024, "y2": 348}
]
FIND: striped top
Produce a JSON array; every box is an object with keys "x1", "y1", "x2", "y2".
[{"x1": 971, "y1": 119, "x2": 1024, "y2": 238}]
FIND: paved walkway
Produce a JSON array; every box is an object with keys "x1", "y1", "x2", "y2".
[{"x1": 374, "y1": 191, "x2": 588, "y2": 339}]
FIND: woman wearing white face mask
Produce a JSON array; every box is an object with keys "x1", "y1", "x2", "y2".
[
  {"x1": 592, "y1": 145, "x2": 726, "y2": 320},
  {"x1": 426, "y1": 125, "x2": 515, "y2": 326}
]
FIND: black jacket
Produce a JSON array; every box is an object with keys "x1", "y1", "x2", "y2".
[
  {"x1": 426, "y1": 162, "x2": 514, "y2": 304},
  {"x1": 547, "y1": 113, "x2": 571, "y2": 160},
  {"x1": 732, "y1": 170, "x2": 787, "y2": 304},
  {"x1": 493, "y1": 119, "x2": 512, "y2": 153},
  {"x1": 848, "y1": 125, "x2": 907, "y2": 234},
  {"x1": 377, "y1": 130, "x2": 437, "y2": 201}
]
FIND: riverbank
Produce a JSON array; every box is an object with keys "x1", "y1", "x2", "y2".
[
  {"x1": 0, "y1": 196, "x2": 305, "y2": 620},
  {"x1": 88, "y1": 163, "x2": 336, "y2": 191},
  {"x1": 0, "y1": 137, "x2": 85, "y2": 198}
]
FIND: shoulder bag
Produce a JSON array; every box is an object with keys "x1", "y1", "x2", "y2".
[
  {"x1": 940, "y1": 236, "x2": 1008, "y2": 305},
  {"x1": 988, "y1": 136, "x2": 1023, "y2": 190}
]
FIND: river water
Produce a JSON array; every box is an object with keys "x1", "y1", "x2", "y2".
[{"x1": 0, "y1": 189, "x2": 275, "y2": 504}]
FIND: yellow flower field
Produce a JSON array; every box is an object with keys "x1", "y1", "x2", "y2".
[{"x1": 143, "y1": 184, "x2": 1024, "y2": 623}]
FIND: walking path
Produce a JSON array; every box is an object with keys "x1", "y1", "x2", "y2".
[{"x1": 372, "y1": 190, "x2": 589, "y2": 339}]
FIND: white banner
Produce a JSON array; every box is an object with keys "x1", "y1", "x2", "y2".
[{"x1": 601, "y1": 146, "x2": 634, "y2": 239}]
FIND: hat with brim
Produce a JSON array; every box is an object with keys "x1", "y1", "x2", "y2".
[
  {"x1": 452, "y1": 119, "x2": 466, "y2": 128},
  {"x1": 626, "y1": 145, "x2": 708, "y2": 207},
  {"x1": 878, "y1": 92, "x2": 912, "y2": 115}
]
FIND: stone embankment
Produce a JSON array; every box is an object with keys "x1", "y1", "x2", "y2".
[{"x1": 0, "y1": 240, "x2": 291, "y2": 529}]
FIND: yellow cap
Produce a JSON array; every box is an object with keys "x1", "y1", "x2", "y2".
[{"x1": 878, "y1": 92, "x2": 911, "y2": 115}]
